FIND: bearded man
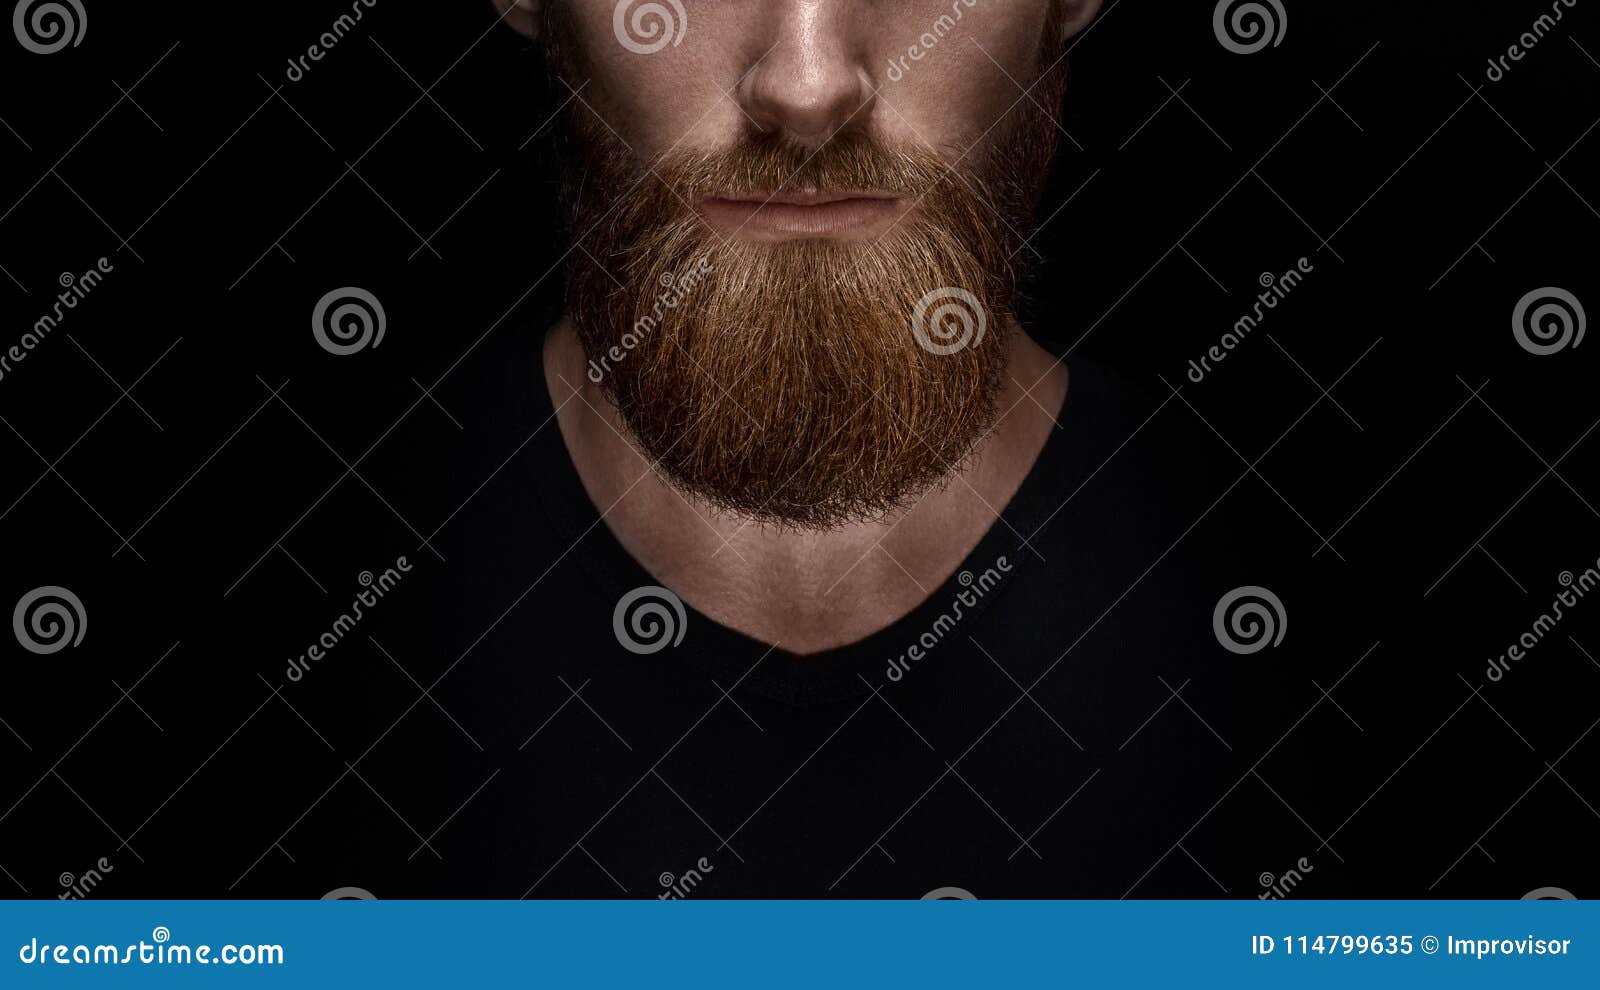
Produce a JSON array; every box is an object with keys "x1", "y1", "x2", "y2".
[{"x1": 338, "y1": 0, "x2": 1333, "y2": 898}]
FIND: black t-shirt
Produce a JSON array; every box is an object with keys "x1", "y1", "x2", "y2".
[{"x1": 325, "y1": 313, "x2": 1348, "y2": 898}]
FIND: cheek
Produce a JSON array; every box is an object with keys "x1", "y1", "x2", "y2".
[
  {"x1": 876, "y1": 8, "x2": 1051, "y2": 151},
  {"x1": 565, "y1": 5, "x2": 750, "y2": 157},
  {"x1": 565, "y1": 1, "x2": 1051, "y2": 157}
]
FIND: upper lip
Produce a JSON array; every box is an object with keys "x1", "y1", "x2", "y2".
[{"x1": 704, "y1": 190, "x2": 900, "y2": 207}]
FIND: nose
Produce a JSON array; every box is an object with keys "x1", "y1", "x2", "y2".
[{"x1": 737, "y1": 2, "x2": 876, "y2": 145}]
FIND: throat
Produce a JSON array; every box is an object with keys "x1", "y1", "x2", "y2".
[{"x1": 542, "y1": 316, "x2": 1067, "y2": 655}]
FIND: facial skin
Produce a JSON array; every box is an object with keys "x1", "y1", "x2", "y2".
[
  {"x1": 515, "y1": 1, "x2": 1097, "y2": 171},
  {"x1": 495, "y1": 0, "x2": 1101, "y2": 650}
]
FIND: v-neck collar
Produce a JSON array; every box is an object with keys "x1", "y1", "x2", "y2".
[{"x1": 517, "y1": 311, "x2": 1100, "y2": 706}]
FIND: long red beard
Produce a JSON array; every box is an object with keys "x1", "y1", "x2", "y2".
[{"x1": 554, "y1": 28, "x2": 1064, "y2": 528}]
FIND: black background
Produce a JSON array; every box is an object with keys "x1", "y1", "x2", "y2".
[{"x1": 1, "y1": 0, "x2": 1597, "y2": 898}]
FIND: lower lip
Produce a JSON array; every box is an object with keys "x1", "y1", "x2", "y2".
[{"x1": 697, "y1": 196, "x2": 907, "y2": 240}]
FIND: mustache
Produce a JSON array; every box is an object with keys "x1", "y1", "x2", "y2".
[{"x1": 643, "y1": 131, "x2": 957, "y2": 203}]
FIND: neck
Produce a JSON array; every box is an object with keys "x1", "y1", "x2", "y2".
[{"x1": 544, "y1": 315, "x2": 1068, "y2": 654}]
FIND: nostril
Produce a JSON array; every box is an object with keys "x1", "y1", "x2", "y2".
[{"x1": 740, "y1": 45, "x2": 876, "y2": 142}]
